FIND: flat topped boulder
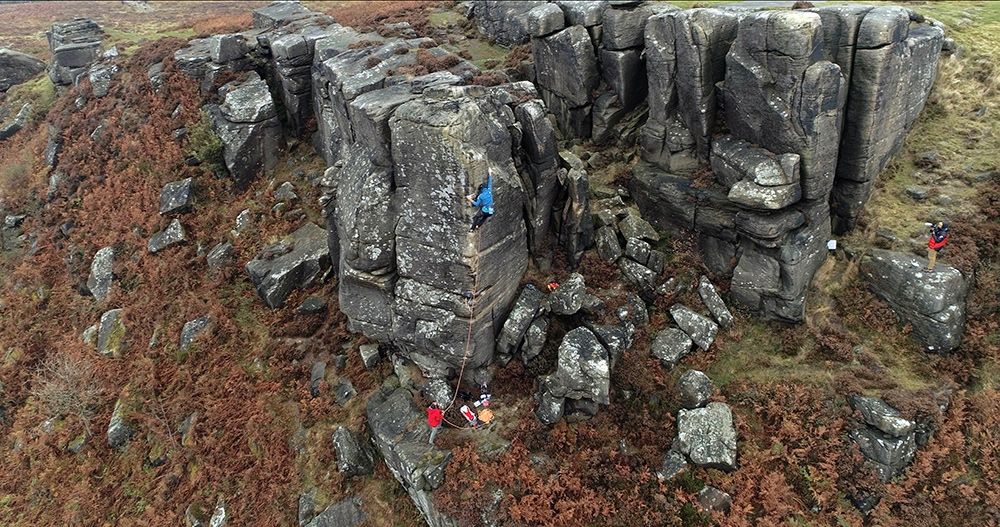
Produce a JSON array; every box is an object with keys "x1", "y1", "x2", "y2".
[
  {"x1": 860, "y1": 249, "x2": 970, "y2": 353},
  {"x1": 544, "y1": 327, "x2": 611, "y2": 405},
  {"x1": 245, "y1": 222, "x2": 331, "y2": 309},
  {"x1": 676, "y1": 401, "x2": 737, "y2": 471},
  {"x1": 220, "y1": 75, "x2": 277, "y2": 123},
  {"x1": 0, "y1": 48, "x2": 46, "y2": 91}
]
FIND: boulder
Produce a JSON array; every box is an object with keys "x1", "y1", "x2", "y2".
[
  {"x1": 297, "y1": 296, "x2": 327, "y2": 315},
  {"x1": 602, "y1": 6, "x2": 653, "y2": 50},
  {"x1": 555, "y1": 1, "x2": 608, "y2": 27},
  {"x1": 522, "y1": 316, "x2": 548, "y2": 364},
  {"x1": 310, "y1": 361, "x2": 327, "y2": 398},
  {"x1": 595, "y1": 225, "x2": 622, "y2": 262},
  {"x1": 710, "y1": 136, "x2": 800, "y2": 189},
  {"x1": 557, "y1": 168, "x2": 594, "y2": 266},
  {"x1": 676, "y1": 401, "x2": 737, "y2": 471},
  {"x1": 532, "y1": 25, "x2": 599, "y2": 108},
  {"x1": 535, "y1": 382, "x2": 566, "y2": 425},
  {"x1": 473, "y1": 1, "x2": 537, "y2": 47},
  {"x1": 0, "y1": 102, "x2": 31, "y2": 141},
  {"x1": 618, "y1": 212, "x2": 659, "y2": 242},
  {"x1": 698, "y1": 486, "x2": 732, "y2": 514},
  {"x1": 527, "y1": 4, "x2": 565, "y2": 38},
  {"x1": 849, "y1": 427, "x2": 917, "y2": 482},
  {"x1": 860, "y1": 249, "x2": 969, "y2": 353},
  {"x1": 211, "y1": 34, "x2": 249, "y2": 63},
  {"x1": 0, "y1": 48, "x2": 46, "y2": 91},
  {"x1": 107, "y1": 398, "x2": 134, "y2": 448},
  {"x1": 677, "y1": 369, "x2": 714, "y2": 409},
  {"x1": 97, "y1": 308, "x2": 126, "y2": 357},
  {"x1": 47, "y1": 19, "x2": 103, "y2": 86},
  {"x1": 335, "y1": 378, "x2": 357, "y2": 405},
  {"x1": 360, "y1": 344, "x2": 381, "y2": 370},
  {"x1": 618, "y1": 258, "x2": 657, "y2": 291},
  {"x1": 205, "y1": 76, "x2": 285, "y2": 189},
  {"x1": 669, "y1": 304, "x2": 718, "y2": 351},
  {"x1": 87, "y1": 246, "x2": 114, "y2": 303},
  {"x1": 305, "y1": 498, "x2": 368, "y2": 527},
  {"x1": 586, "y1": 321, "x2": 634, "y2": 369},
  {"x1": 728, "y1": 180, "x2": 801, "y2": 210},
  {"x1": 849, "y1": 395, "x2": 915, "y2": 437},
  {"x1": 548, "y1": 273, "x2": 586, "y2": 316},
  {"x1": 220, "y1": 75, "x2": 277, "y2": 123},
  {"x1": 206, "y1": 242, "x2": 234, "y2": 271},
  {"x1": 543, "y1": 327, "x2": 610, "y2": 405},
  {"x1": 88, "y1": 63, "x2": 114, "y2": 98},
  {"x1": 497, "y1": 284, "x2": 545, "y2": 359},
  {"x1": 159, "y1": 177, "x2": 195, "y2": 215},
  {"x1": 650, "y1": 327, "x2": 693, "y2": 369},
  {"x1": 245, "y1": 223, "x2": 331, "y2": 309},
  {"x1": 366, "y1": 386, "x2": 455, "y2": 527},
  {"x1": 179, "y1": 314, "x2": 211, "y2": 351},
  {"x1": 697, "y1": 276, "x2": 732, "y2": 329},
  {"x1": 332, "y1": 426, "x2": 377, "y2": 477},
  {"x1": 656, "y1": 448, "x2": 688, "y2": 481}
]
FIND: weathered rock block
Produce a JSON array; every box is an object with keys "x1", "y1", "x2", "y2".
[
  {"x1": 245, "y1": 223, "x2": 331, "y2": 309},
  {"x1": 676, "y1": 401, "x2": 737, "y2": 471}
]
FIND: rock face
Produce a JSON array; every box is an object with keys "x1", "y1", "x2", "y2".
[
  {"x1": 676, "y1": 401, "x2": 737, "y2": 471},
  {"x1": 0, "y1": 48, "x2": 46, "y2": 91},
  {"x1": 860, "y1": 249, "x2": 969, "y2": 353},
  {"x1": 826, "y1": 6, "x2": 945, "y2": 233},
  {"x1": 47, "y1": 18, "x2": 104, "y2": 86},
  {"x1": 366, "y1": 384, "x2": 455, "y2": 527},
  {"x1": 205, "y1": 73, "x2": 285, "y2": 190},
  {"x1": 245, "y1": 222, "x2": 331, "y2": 309},
  {"x1": 333, "y1": 85, "x2": 527, "y2": 380}
]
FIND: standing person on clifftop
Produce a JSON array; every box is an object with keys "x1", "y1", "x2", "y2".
[{"x1": 925, "y1": 221, "x2": 950, "y2": 272}]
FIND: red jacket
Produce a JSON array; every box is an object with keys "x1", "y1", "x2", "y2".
[
  {"x1": 427, "y1": 406, "x2": 443, "y2": 428},
  {"x1": 928, "y1": 225, "x2": 949, "y2": 250}
]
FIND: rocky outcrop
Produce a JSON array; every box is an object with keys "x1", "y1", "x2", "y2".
[
  {"x1": 0, "y1": 48, "x2": 46, "y2": 91},
  {"x1": 827, "y1": 6, "x2": 945, "y2": 233},
  {"x1": 333, "y1": 84, "x2": 527, "y2": 380},
  {"x1": 204, "y1": 73, "x2": 285, "y2": 190},
  {"x1": 0, "y1": 103, "x2": 32, "y2": 141},
  {"x1": 245, "y1": 222, "x2": 331, "y2": 309},
  {"x1": 366, "y1": 383, "x2": 455, "y2": 527},
  {"x1": 848, "y1": 394, "x2": 943, "y2": 482},
  {"x1": 860, "y1": 249, "x2": 969, "y2": 354},
  {"x1": 47, "y1": 18, "x2": 104, "y2": 86}
]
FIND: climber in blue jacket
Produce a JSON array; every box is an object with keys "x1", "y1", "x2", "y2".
[{"x1": 468, "y1": 167, "x2": 494, "y2": 232}]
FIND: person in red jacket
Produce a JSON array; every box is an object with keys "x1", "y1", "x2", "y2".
[
  {"x1": 926, "y1": 221, "x2": 950, "y2": 272},
  {"x1": 427, "y1": 402, "x2": 444, "y2": 445}
]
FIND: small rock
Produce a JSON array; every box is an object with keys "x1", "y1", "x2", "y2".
[
  {"x1": 677, "y1": 369, "x2": 714, "y2": 409},
  {"x1": 698, "y1": 486, "x2": 732, "y2": 514},
  {"x1": 359, "y1": 344, "x2": 381, "y2": 370},
  {"x1": 905, "y1": 186, "x2": 929, "y2": 200},
  {"x1": 297, "y1": 295, "x2": 327, "y2": 315}
]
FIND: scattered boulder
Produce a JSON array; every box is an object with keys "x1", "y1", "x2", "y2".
[
  {"x1": 0, "y1": 102, "x2": 32, "y2": 141},
  {"x1": 310, "y1": 362, "x2": 327, "y2": 398},
  {"x1": 669, "y1": 304, "x2": 718, "y2": 351},
  {"x1": 676, "y1": 401, "x2": 737, "y2": 471},
  {"x1": 332, "y1": 426, "x2": 376, "y2": 477},
  {"x1": 305, "y1": 498, "x2": 368, "y2": 527},
  {"x1": 245, "y1": 222, "x2": 331, "y2": 309},
  {"x1": 107, "y1": 398, "x2": 134, "y2": 448},
  {"x1": 147, "y1": 218, "x2": 187, "y2": 253},
  {"x1": 595, "y1": 225, "x2": 623, "y2": 262},
  {"x1": 656, "y1": 448, "x2": 688, "y2": 481},
  {"x1": 650, "y1": 327, "x2": 693, "y2": 369},
  {"x1": 547, "y1": 273, "x2": 586, "y2": 315},
  {"x1": 497, "y1": 284, "x2": 545, "y2": 360},
  {"x1": 541, "y1": 327, "x2": 610, "y2": 406},
  {"x1": 860, "y1": 249, "x2": 969, "y2": 353},
  {"x1": 179, "y1": 314, "x2": 211, "y2": 351},
  {"x1": 86, "y1": 246, "x2": 115, "y2": 303},
  {"x1": 677, "y1": 369, "x2": 714, "y2": 409},
  {"x1": 335, "y1": 378, "x2": 357, "y2": 405},
  {"x1": 297, "y1": 296, "x2": 327, "y2": 315},
  {"x1": 697, "y1": 276, "x2": 732, "y2": 329},
  {"x1": 698, "y1": 486, "x2": 732, "y2": 514},
  {"x1": 359, "y1": 344, "x2": 381, "y2": 370},
  {"x1": 206, "y1": 242, "x2": 234, "y2": 271},
  {"x1": 159, "y1": 177, "x2": 195, "y2": 215},
  {"x1": 0, "y1": 48, "x2": 46, "y2": 91},
  {"x1": 97, "y1": 308, "x2": 126, "y2": 357}
]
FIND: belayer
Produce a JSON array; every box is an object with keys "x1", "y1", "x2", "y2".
[
  {"x1": 468, "y1": 167, "x2": 494, "y2": 232},
  {"x1": 925, "y1": 221, "x2": 949, "y2": 272}
]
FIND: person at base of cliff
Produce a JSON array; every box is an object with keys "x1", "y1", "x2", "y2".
[
  {"x1": 427, "y1": 402, "x2": 444, "y2": 445},
  {"x1": 460, "y1": 404, "x2": 480, "y2": 426},
  {"x1": 925, "y1": 221, "x2": 950, "y2": 272},
  {"x1": 468, "y1": 167, "x2": 494, "y2": 232}
]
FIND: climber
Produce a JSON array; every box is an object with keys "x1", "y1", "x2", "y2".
[
  {"x1": 427, "y1": 402, "x2": 444, "y2": 445},
  {"x1": 925, "y1": 221, "x2": 950, "y2": 272},
  {"x1": 460, "y1": 404, "x2": 480, "y2": 426},
  {"x1": 468, "y1": 167, "x2": 494, "y2": 232}
]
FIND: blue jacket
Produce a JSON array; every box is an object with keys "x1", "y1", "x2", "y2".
[{"x1": 472, "y1": 175, "x2": 494, "y2": 214}]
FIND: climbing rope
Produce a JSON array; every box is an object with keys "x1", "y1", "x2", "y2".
[{"x1": 441, "y1": 168, "x2": 489, "y2": 430}]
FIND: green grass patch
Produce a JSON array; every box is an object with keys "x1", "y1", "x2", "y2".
[
  {"x1": 5, "y1": 75, "x2": 56, "y2": 121},
  {"x1": 103, "y1": 26, "x2": 195, "y2": 55}
]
